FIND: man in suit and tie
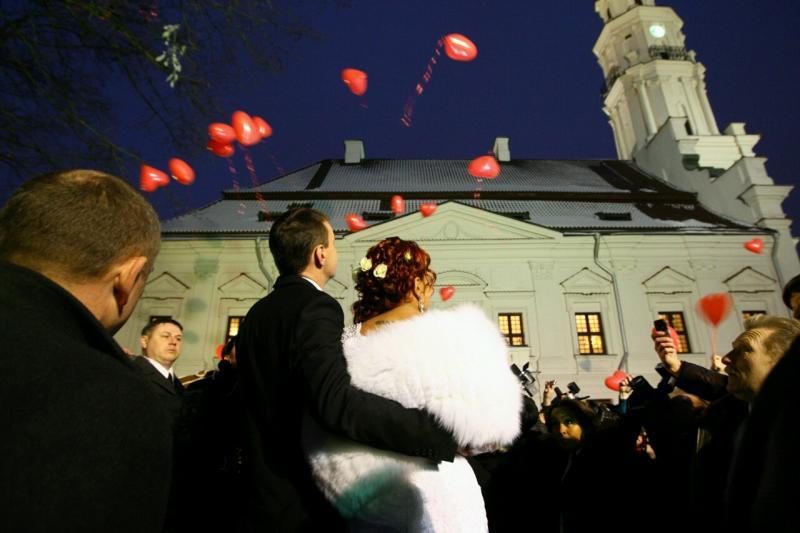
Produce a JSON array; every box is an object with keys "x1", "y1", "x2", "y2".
[
  {"x1": 134, "y1": 317, "x2": 185, "y2": 402},
  {"x1": 0, "y1": 169, "x2": 171, "y2": 532},
  {"x1": 133, "y1": 317, "x2": 198, "y2": 532},
  {"x1": 238, "y1": 207, "x2": 458, "y2": 532}
]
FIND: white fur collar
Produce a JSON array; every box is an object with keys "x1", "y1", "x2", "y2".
[{"x1": 344, "y1": 304, "x2": 522, "y2": 447}]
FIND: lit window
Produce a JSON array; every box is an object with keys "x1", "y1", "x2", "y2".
[
  {"x1": 658, "y1": 312, "x2": 692, "y2": 353},
  {"x1": 497, "y1": 313, "x2": 526, "y2": 346},
  {"x1": 742, "y1": 310, "x2": 766, "y2": 321},
  {"x1": 575, "y1": 313, "x2": 606, "y2": 354},
  {"x1": 226, "y1": 316, "x2": 245, "y2": 342}
]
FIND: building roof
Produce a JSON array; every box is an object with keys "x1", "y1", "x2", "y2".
[{"x1": 162, "y1": 158, "x2": 758, "y2": 236}]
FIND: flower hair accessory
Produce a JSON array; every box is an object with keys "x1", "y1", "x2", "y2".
[
  {"x1": 403, "y1": 250, "x2": 413, "y2": 262},
  {"x1": 359, "y1": 257, "x2": 373, "y2": 271},
  {"x1": 373, "y1": 263, "x2": 388, "y2": 279}
]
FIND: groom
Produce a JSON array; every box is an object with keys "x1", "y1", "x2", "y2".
[{"x1": 238, "y1": 208, "x2": 457, "y2": 532}]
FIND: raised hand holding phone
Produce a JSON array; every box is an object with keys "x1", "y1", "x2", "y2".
[{"x1": 651, "y1": 319, "x2": 683, "y2": 375}]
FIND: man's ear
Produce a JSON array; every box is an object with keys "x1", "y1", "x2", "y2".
[
  {"x1": 113, "y1": 256, "x2": 148, "y2": 313},
  {"x1": 140, "y1": 335, "x2": 149, "y2": 352},
  {"x1": 312, "y1": 244, "x2": 325, "y2": 269}
]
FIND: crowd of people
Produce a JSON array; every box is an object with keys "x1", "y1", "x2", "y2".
[{"x1": 1, "y1": 169, "x2": 798, "y2": 533}]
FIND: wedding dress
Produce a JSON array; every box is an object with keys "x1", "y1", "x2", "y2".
[{"x1": 303, "y1": 304, "x2": 521, "y2": 532}]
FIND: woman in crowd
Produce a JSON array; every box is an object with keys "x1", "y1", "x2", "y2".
[{"x1": 302, "y1": 236, "x2": 522, "y2": 532}]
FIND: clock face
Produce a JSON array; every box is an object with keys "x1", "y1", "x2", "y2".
[{"x1": 649, "y1": 23, "x2": 666, "y2": 39}]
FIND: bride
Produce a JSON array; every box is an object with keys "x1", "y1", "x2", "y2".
[{"x1": 303, "y1": 236, "x2": 522, "y2": 532}]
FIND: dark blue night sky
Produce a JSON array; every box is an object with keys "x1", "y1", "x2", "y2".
[{"x1": 3, "y1": 1, "x2": 799, "y2": 237}]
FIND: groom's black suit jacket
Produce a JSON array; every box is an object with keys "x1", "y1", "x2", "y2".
[{"x1": 238, "y1": 274, "x2": 457, "y2": 532}]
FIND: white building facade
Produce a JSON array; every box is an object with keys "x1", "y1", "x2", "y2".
[{"x1": 115, "y1": 0, "x2": 798, "y2": 401}]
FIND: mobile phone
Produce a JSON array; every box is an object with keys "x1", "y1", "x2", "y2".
[{"x1": 653, "y1": 319, "x2": 668, "y2": 333}]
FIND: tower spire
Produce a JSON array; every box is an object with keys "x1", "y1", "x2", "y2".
[{"x1": 592, "y1": 0, "x2": 797, "y2": 286}]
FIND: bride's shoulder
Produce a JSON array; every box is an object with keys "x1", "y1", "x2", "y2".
[{"x1": 341, "y1": 323, "x2": 362, "y2": 342}]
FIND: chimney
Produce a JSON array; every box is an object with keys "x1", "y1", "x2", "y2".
[
  {"x1": 344, "y1": 139, "x2": 365, "y2": 164},
  {"x1": 493, "y1": 137, "x2": 510, "y2": 162}
]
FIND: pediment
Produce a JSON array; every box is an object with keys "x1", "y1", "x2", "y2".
[
  {"x1": 144, "y1": 272, "x2": 189, "y2": 298},
  {"x1": 560, "y1": 268, "x2": 612, "y2": 294},
  {"x1": 724, "y1": 267, "x2": 777, "y2": 293},
  {"x1": 642, "y1": 267, "x2": 695, "y2": 294},
  {"x1": 218, "y1": 273, "x2": 267, "y2": 298},
  {"x1": 343, "y1": 202, "x2": 562, "y2": 244}
]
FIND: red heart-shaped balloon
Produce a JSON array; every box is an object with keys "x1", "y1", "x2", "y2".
[
  {"x1": 231, "y1": 110, "x2": 260, "y2": 146},
  {"x1": 440, "y1": 286, "x2": 455, "y2": 301},
  {"x1": 744, "y1": 238, "x2": 763, "y2": 254},
  {"x1": 208, "y1": 123, "x2": 236, "y2": 144},
  {"x1": 443, "y1": 33, "x2": 478, "y2": 62},
  {"x1": 341, "y1": 68, "x2": 368, "y2": 96},
  {"x1": 468, "y1": 155, "x2": 500, "y2": 179},
  {"x1": 604, "y1": 370, "x2": 627, "y2": 392},
  {"x1": 390, "y1": 195, "x2": 405, "y2": 215},
  {"x1": 419, "y1": 203, "x2": 437, "y2": 217},
  {"x1": 253, "y1": 116, "x2": 273, "y2": 139},
  {"x1": 168, "y1": 158, "x2": 195, "y2": 185},
  {"x1": 344, "y1": 213, "x2": 367, "y2": 232},
  {"x1": 696, "y1": 293, "x2": 733, "y2": 327},
  {"x1": 207, "y1": 140, "x2": 235, "y2": 158},
  {"x1": 139, "y1": 164, "x2": 169, "y2": 193}
]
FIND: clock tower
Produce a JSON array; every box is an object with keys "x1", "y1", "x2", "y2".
[{"x1": 593, "y1": 0, "x2": 798, "y2": 286}]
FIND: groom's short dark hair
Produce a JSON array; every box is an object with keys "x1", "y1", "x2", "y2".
[{"x1": 269, "y1": 208, "x2": 330, "y2": 276}]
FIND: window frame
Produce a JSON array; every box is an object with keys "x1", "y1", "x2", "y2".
[
  {"x1": 574, "y1": 312, "x2": 607, "y2": 355},
  {"x1": 497, "y1": 312, "x2": 527, "y2": 347}
]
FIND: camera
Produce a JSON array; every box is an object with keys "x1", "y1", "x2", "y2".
[
  {"x1": 567, "y1": 382, "x2": 580, "y2": 396},
  {"x1": 653, "y1": 319, "x2": 668, "y2": 333},
  {"x1": 510, "y1": 363, "x2": 536, "y2": 398}
]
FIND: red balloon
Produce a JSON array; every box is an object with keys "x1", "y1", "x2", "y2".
[
  {"x1": 341, "y1": 68, "x2": 368, "y2": 96},
  {"x1": 696, "y1": 293, "x2": 733, "y2": 327},
  {"x1": 439, "y1": 285, "x2": 455, "y2": 302},
  {"x1": 744, "y1": 238, "x2": 763, "y2": 254},
  {"x1": 207, "y1": 140, "x2": 235, "y2": 158},
  {"x1": 390, "y1": 195, "x2": 405, "y2": 215},
  {"x1": 345, "y1": 213, "x2": 367, "y2": 232},
  {"x1": 604, "y1": 370, "x2": 627, "y2": 392},
  {"x1": 208, "y1": 123, "x2": 236, "y2": 144},
  {"x1": 443, "y1": 33, "x2": 478, "y2": 62},
  {"x1": 468, "y1": 155, "x2": 500, "y2": 179},
  {"x1": 231, "y1": 110, "x2": 260, "y2": 146},
  {"x1": 168, "y1": 158, "x2": 195, "y2": 185},
  {"x1": 419, "y1": 203, "x2": 437, "y2": 217},
  {"x1": 139, "y1": 164, "x2": 169, "y2": 193},
  {"x1": 253, "y1": 116, "x2": 273, "y2": 139},
  {"x1": 215, "y1": 344, "x2": 224, "y2": 360}
]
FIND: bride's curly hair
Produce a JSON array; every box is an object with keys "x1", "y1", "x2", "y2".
[{"x1": 352, "y1": 236, "x2": 436, "y2": 323}]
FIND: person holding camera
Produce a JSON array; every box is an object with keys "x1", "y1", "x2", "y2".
[{"x1": 651, "y1": 315, "x2": 800, "y2": 533}]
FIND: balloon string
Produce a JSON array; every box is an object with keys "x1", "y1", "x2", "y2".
[
  {"x1": 710, "y1": 327, "x2": 718, "y2": 357},
  {"x1": 267, "y1": 153, "x2": 286, "y2": 177},
  {"x1": 243, "y1": 148, "x2": 267, "y2": 215},
  {"x1": 401, "y1": 41, "x2": 443, "y2": 127},
  {"x1": 226, "y1": 157, "x2": 246, "y2": 214}
]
